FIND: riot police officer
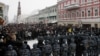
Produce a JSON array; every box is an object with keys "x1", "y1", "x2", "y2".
[
  {"x1": 53, "y1": 40, "x2": 60, "y2": 56},
  {"x1": 98, "y1": 36, "x2": 100, "y2": 56},
  {"x1": 69, "y1": 38, "x2": 76, "y2": 56},
  {"x1": 37, "y1": 36, "x2": 44, "y2": 51},
  {"x1": 31, "y1": 44, "x2": 41, "y2": 56},
  {"x1": 61, "y1": 40, "x2": 68, "y2": 56},
  {"x1": 43, "y1": 40, "x2": 52, "y2": 56},
  {"x1": 4, "y1": 45, "x2": 17, "y2": 56},
  {"x1": 88, "y1": 36, "x2": 98, "y2": 56},
  {"x1": 18, "y1": 43, "x2": 31, "y2": 56},
  {"x1": 81, "y1": 36, "x2": 89, "y2": 56}
]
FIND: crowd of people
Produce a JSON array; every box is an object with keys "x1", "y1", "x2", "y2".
[{"x1": 0, "y1": 23, "x2": 99, "y2": 56}]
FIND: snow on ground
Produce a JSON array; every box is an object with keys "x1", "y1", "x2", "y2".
[{"x1": 27, "y1": 39, "x2": 38, "y2": 49}]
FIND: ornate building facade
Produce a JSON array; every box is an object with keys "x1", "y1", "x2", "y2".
[
  {"x1": 25, "y1": 5, "x2": 58, "y2": 24},
  {"x1": 58, "y1": 0, "x2": 100, "y2": 28}
]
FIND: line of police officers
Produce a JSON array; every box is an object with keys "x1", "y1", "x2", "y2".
[{"x1": 36, "y1": 31, "x2": 100, "y2": 56}]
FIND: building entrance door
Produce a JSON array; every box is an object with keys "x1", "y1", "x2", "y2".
[
  {"x1": 95, "y1": 24, "x2": 98, "y2": 28},
  {"x1": 68, "y1": 24, "x2": 73, "y2": 27},
  {"x1": 82, "y1": 24, "x2": 91, "y2": 28}
]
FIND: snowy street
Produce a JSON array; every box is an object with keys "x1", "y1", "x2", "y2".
[{"x1": 27, "y1": 39, "x2": 38, "y2": 49}]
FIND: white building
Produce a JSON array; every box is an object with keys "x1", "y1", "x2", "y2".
[
  {"x1": 0, "y1": 2, "x2": 9, "y2": 24},
  {"x1": 18, "y1": 14, "x2": 29, "y2": 24},
  {"x1": 25, "y1": 14, "x2": 39, "y2": 24},
  {"x1": 25, "y1": 5, "x2": 57, "y2": 24},
  {"x1": 39, "y1": 5, "x2": 57, "y2": 24}
]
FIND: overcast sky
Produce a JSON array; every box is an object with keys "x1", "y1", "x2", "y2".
[{"x1": 0, "y1": 0, "x2": 57, "y2": 22}]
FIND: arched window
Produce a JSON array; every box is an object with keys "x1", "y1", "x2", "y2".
[
  {"x1": 68, "y1": 13, "x2": 70, "y2": 18},
  {"x1": 72, "y1": 13, "x2": 74, "y2": 17},
  {"x1": 82, "y1": 11, "x2": 85, "y2": 17},
  {"x1": 95, "y1": 9, "x2": 98, "y2": 16},
  {"x1": 66, "y1": 13, "x2": 68, "y2": 18},
  {"x1": 88, "y1": 10, "x2": 91, "y2": 16},
  {"x1": 64, "y1": 13, "x2": 67, "y2": 18},
  {"x1": 77, "y1": 11, "x2": 79, "y2": 17}
]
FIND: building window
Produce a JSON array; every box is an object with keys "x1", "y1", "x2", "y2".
[
  {"x1": 81, "y1": 0, "x2": 85, "y2": 4},
  {"x1": 55, "y1": 9, "x2": 56, "y2": 12},
  {"x1": 0, "y1": 7, "x2": 3, "y2": 13},
  {"x1": 82, "y1": 11, "x2": 85, "y2": 17},
  {"x1": 57, "y1": 0, "x2": 62, "y2": 2},
  {"x1": 94, "y1": 0, "x2": 98, "y2": 1},
  {"x1": 58, "y1": 5, "x2": 60, "y2": 10},
  {"x1": 76, "y1": 0, "x2": 79, "y2": 3},
  {"x1": 64, "y1": 13, "x2": 68, "y2": 18},
  {"x1": 71, "y1": 0, "x2": 75, "y2": 4},
  {"x1": 61, "y1": 14, "x2": 63, "y2": 18},
  {"x1": 68, "y1": 13, "x2": 70, "y2": 18},
  {"x1": 64, "y1": 13, "x2": 66, "y2": 18},
  {"x1": 55, "y1": 16, "x2": 56, "y2": 19},
  {"x1": 59, "y1": 14, "x2": 60, "y2": 18},
  {"x1": 61, "y1": 4, "x2": 63, "y2": 9},
  {"x1": 0, "y1": 7, "x2": 3, "y2": 17},
  {"x1": 64, "y1": 2, "x2": 66, "y2": 6},
  {"x1": 72, "y1": 12, "x2": 75, "y2": 17},
  {"x1": 77, "y1": 12, "x2": 79, "y2": 17},
  {"x1": 53, "y1": 9, "x2": 54, "y2": 12},
  {"x1": 87, "y1": 0, "x2": 92, "y2": 2},
  {"x1": 94, "y1": 9, "x2": 98, "y2": 16},
  {"x1": 70, "y1": 13, "x2": 72, "y2": 18},
  {"x1": 0, "y1": 14, "x2": 3, "y2": 17},
  {"x1": 67, "y1": 1, "x2": 70, "y2": 6},
  {"x1": 88, "y1": 10, "x2": 91, "y2": 16}
]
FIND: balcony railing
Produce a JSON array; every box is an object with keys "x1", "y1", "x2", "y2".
[{"x1": 64, "y1": 3, "x2": 80, "y2": 10}]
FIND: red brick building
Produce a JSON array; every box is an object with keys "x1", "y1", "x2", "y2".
[{"x1": 58, "y1": 0, "x2": 100, "y2": 28}]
